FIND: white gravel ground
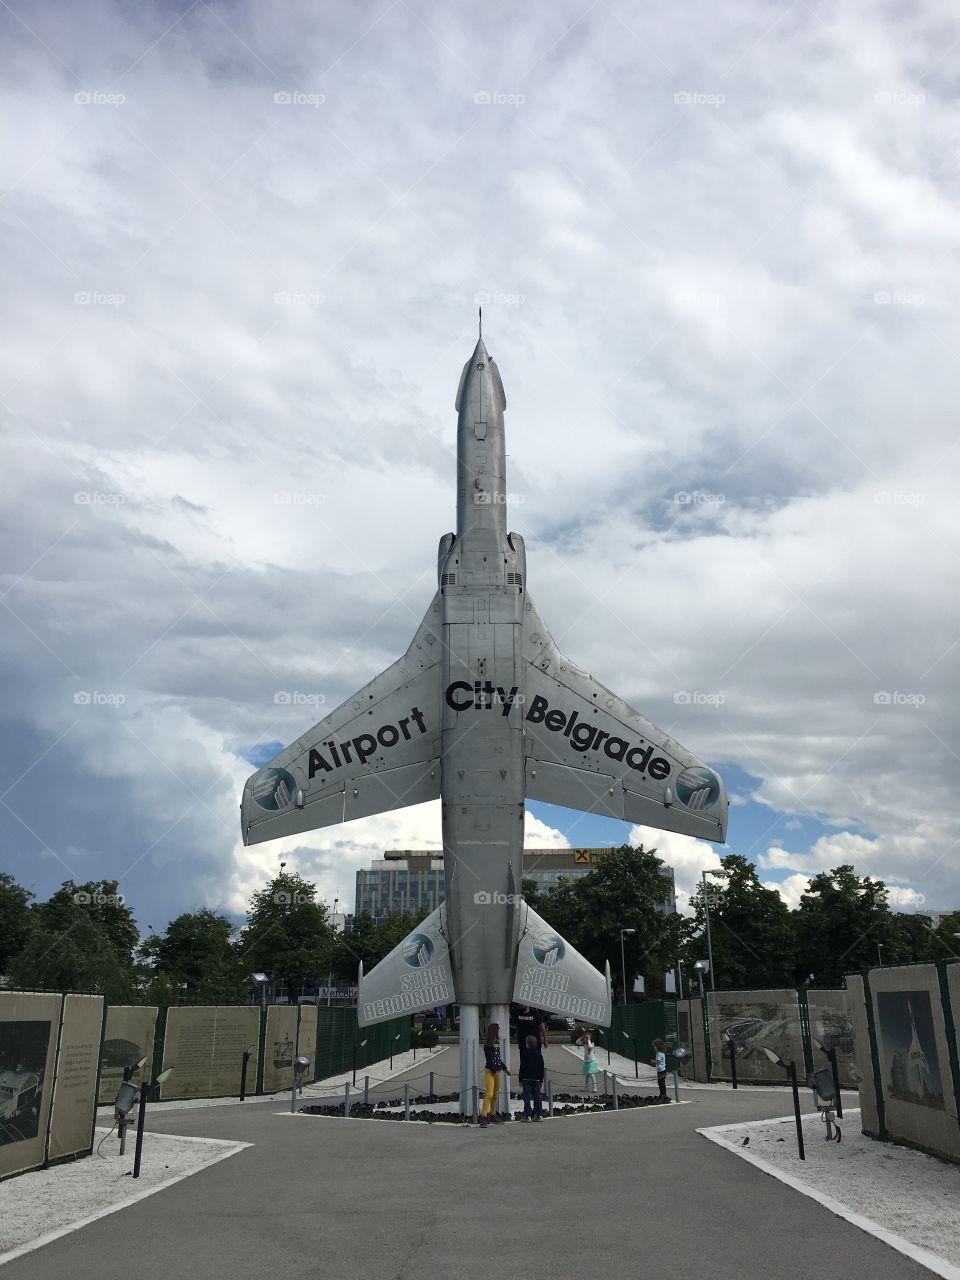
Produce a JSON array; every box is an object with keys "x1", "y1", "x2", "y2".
[
  {"x1": 0, "y1": 1128, "x2": 248, "y2": 1265},
  {"x1": 701, "y1": 1109, "x2": 960, "y2": 1278}
]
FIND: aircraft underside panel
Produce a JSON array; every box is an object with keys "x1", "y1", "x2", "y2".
[
  {"x1": 241, "y1": 596, "x2": 444, "y2": 845},
  {"x1": 520, "y1": 597, "x2": 727, "y2": 843}
]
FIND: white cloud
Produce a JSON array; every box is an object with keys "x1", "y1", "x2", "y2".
[{"x1": 1, "y1": 0, "x2": 958, "y2": 930}]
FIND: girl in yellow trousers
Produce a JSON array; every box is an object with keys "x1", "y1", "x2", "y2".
[{"x1": 479, "y1": 1022, "x2": 511, "y2": 1127}]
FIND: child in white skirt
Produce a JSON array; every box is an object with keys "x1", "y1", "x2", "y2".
[{"x1": 578, "y1": 1032, "x2": 599, "y2": 1093}]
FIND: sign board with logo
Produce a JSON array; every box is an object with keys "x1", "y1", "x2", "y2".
[
  {"x1": 47, "y1": 993, "x2": 104, "y2": 1162},
  {"x1": 160, "y1": 1006, "x2": 260, "y2": 1100},
  {"x1": 357, "y1": 904, "x2": 454, "y2": 1027},
  {"x1": 513, "y1": 903, "x2": 611, "y2": 1026},
  {"x1": 0, "y1": 991, "x2": 62, "y2": 1179},
  {"x1": 262, "y1": 1005, "x2": 299, "y2": 1093},
  {"x1": 98, "y1": 1005, "x2": 158, "y2": 1103}
]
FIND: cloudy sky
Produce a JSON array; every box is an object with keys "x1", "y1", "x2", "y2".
[{"x1": 2, "y1": 0, "x2": 957, "y2": 937}]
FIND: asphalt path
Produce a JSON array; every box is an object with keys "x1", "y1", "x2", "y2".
[{"x1": 4, "y1": 1044, "x2": 925, "y2": 1280}]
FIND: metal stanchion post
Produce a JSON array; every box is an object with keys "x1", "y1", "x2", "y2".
[
  {"x1": 471, "y1": 1084, "x2": 479, "y2": 1122},
  {"x1": 672, "y1": 1070, "x2": 679, "y2": 1102},
  {"x1": 404, "y1": 1083, "x2": 411, "y2": 1120},
  {"x1": 343, "y1": 1082, "x2": 351, "y2": 1117},
  {"x1": 602, "y1": 1069, "x2": 608, "y2": 1096},
  {"x1": 429, "y1": 1071, "x2": 435, "y2": 1101},
  {"x1": 132, "y1": 1086, "x2": 147, "y2": 1179},
  {"x1": 240, "y1": 1048, "x2": 252, "y2": 1101},
  {"x1": 546, "y1": 1077, "x2": 554, "y2": 1116},
  {"x1": 728, "y1": 1040, "x2": 738, "y2": 1090},
  {"x1": 612, "y1": 1076, "x2": 619, "y2": 1110},
  {"x1": 363, "y1": 1076, "x2": 369, "y2": 1108},
  {"x1": 788, "y1": 1061, "x2": 805, "y2": 1160},
  {"x1": 828, "y1": 1047, "x2": 843, "y2": 1120}
]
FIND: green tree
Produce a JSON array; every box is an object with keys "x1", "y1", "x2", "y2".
[
  {"x1": 0, "y1": 873, "x2": 33, "y2": 972},
  {"x1": 535, "y1": 844, "x2": 688, "y2": 1000},
  {"x1": 239, "y1": 871, "x2": 336, "y2": 998},
  {"x1": 139, "y1": 908, "x2": 247, "y2": 1004},
  {"x1": 685, "y1": 854, "x2": 796, "y2": 990},
  {"x1": 331, "y1": 909, "x2": 428, "y2": 982},
  {"x1": 7, "y1": 878, "x2": 138, "y2": 998},
  {"x1": 794, "y1": 865, "x2": 903, "y2": 985}
]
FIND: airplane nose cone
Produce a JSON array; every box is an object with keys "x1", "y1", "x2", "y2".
[{"x1": 457, "y1": 336, "x2": 505, "y2": 412}]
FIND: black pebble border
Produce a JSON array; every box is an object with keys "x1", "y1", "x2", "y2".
[{"x1": 300, "y1": 1093, "x2": 672, "y2": 1123}]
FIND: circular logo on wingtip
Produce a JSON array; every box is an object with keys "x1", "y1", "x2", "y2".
[
  {"x1": 402, "y1": 933, "x2": 434, "y2": 967},
  {"x1": 676, "y1": 767, "x2": 721, "y2": 811},
  {"x1": 253, "y1": 767, "x2": 297, "y2": 811},
  {"x1": 533, "y1": 934, "x2": 565, "y2": 967}
]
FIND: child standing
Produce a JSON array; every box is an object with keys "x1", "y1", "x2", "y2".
[
  {"x1": 652, "y1": 1038, "x2": 667, "y2": 1099},
  {"x1": 519, "y1": 1034, "x2": 545, "y2": 1121},
  {"x1": 577, "y1": 1031, "x2": 599, "y2": 1093},
  {"x1": 479, "y1": 1022, "x2": 511, "y2": 1127}
]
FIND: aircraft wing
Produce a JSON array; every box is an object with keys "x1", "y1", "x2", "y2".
[
  {"x1": 241, "y1": 596, "x2": 443, "y2": 845},
  {"x1": 513, "y1": 901, "x2": 612, "y2": 1027},
  {"x1": 520, "y1": 598, "x2": 727, "y2": 842}
]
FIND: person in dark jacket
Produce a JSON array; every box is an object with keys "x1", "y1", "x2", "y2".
[
  {"x1": 514, "y1": 1004, "x2": 549, "y2": 1049},
  {"x1": 519, "y1": 1034, "x2": 545, "y2": 1121},
  {"x1": 479, "y1": 1022, "x2": 511, "y2": 1128}
]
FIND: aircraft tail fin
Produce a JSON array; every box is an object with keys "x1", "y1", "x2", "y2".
[
  {"x1": 357, "y1": 905, "x2": 455, "y2": 1028},
  {"x1": 512, "y1": 902, "x2": 612, "y2": 1027}
]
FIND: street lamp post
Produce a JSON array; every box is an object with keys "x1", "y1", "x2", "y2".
[
  {"x1": 699, "y1": 868, "x2": 728, "y2": 991},
  {"x1": 352, "y1": 1038, "x2": 368, "y2": 1087},
  {"x1": 619, "y1": 928, "x2": 636, "y2": 1005}
]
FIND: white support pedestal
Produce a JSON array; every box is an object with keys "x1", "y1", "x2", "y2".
[{"x1": 459, "y1": 1004, "x2": 480, "y2": 1118}]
